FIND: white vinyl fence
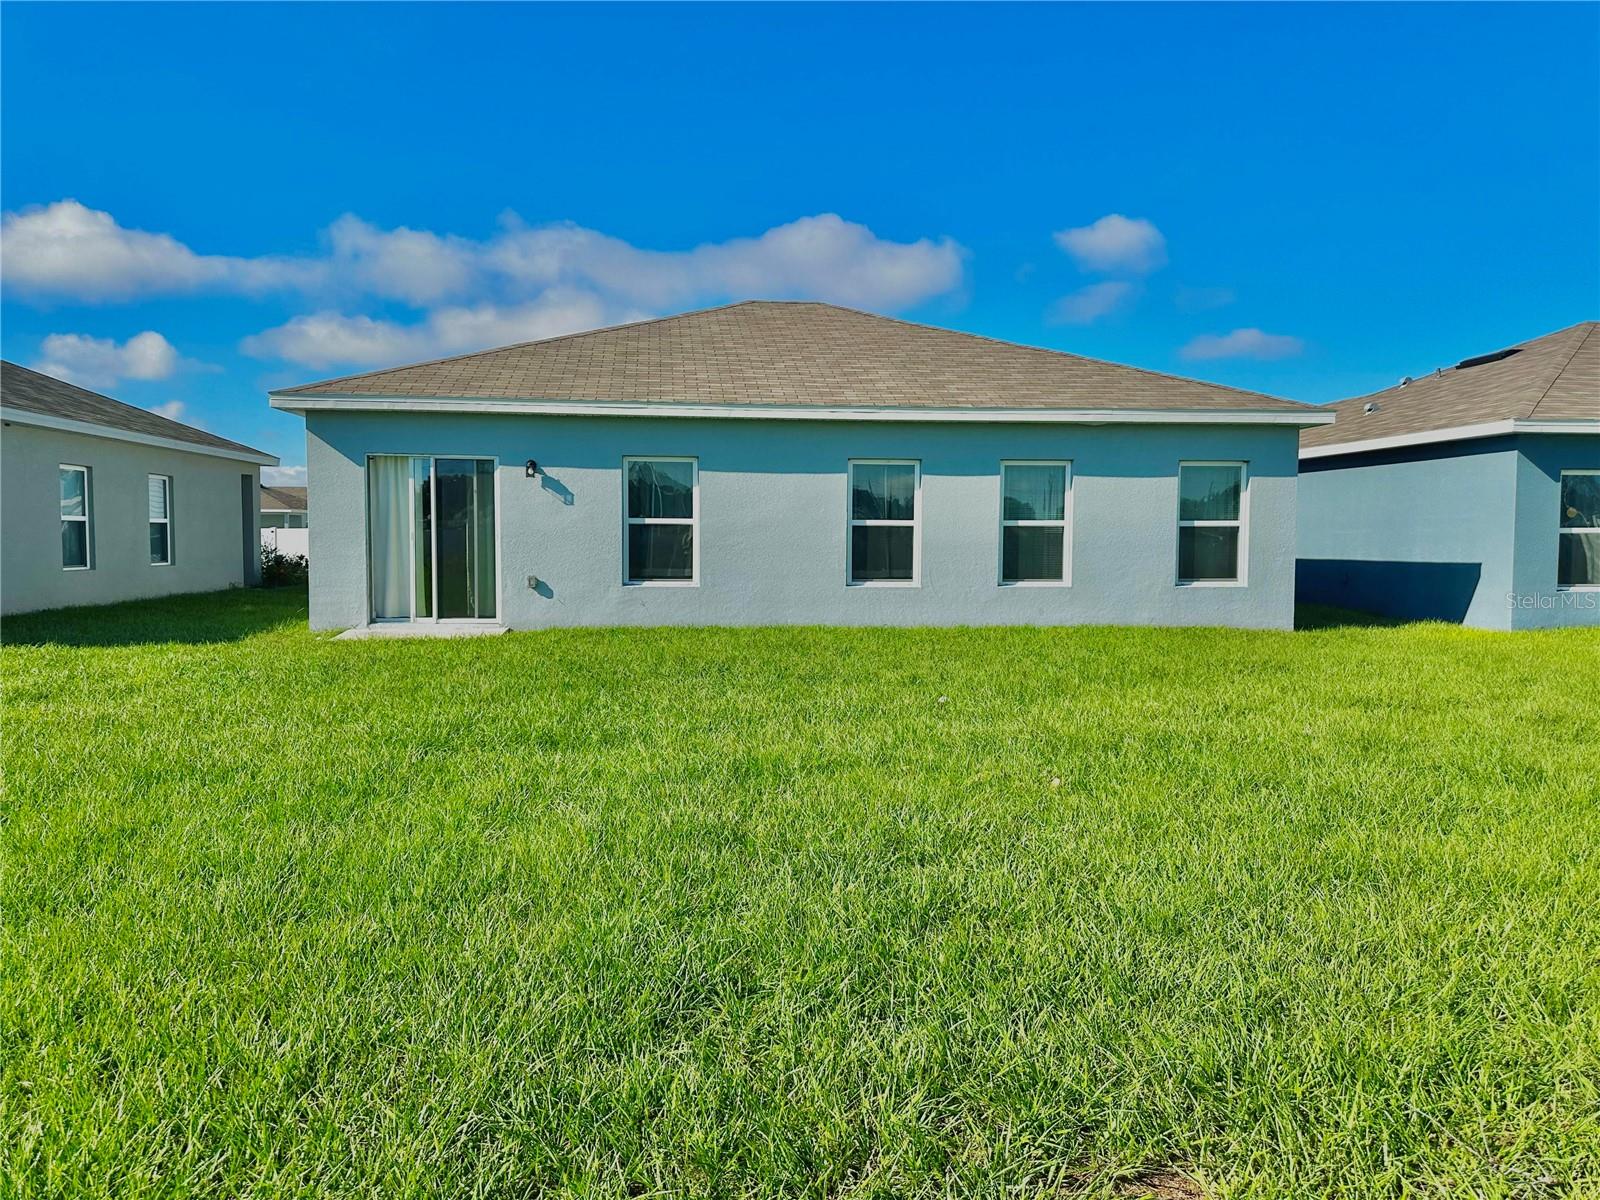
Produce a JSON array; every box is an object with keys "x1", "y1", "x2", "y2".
[{"x1": 262, "y1": 526, "x2": 309, "y2": 559}]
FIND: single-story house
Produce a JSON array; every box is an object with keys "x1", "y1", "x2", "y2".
[
  {"x1": 1, "y1": 361, "x2": 277, "y2": 616},
  {"x1": 268, "y1": 301, "x2": 1334, "y2": 632},
  {"x1": 260, "y1": 485, "x2": 309, "y2": 559},
  {"x1": 1297, "y1": 321, "x2": 1599, "y2": 629}
]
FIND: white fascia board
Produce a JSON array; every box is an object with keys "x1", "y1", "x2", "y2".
[
  {"x1": 1515, "y1": 419, "x2": 1600, "y2": 435},
  {"x1": 269, "y1": 393, "x2": 1336, "y2": 428},
  {"x1": 2, "y1": 406, "x2": 279, "y2": 466},
  {"x1": 1300, "y1": 418, "x2": 1600, "y2": 460}
]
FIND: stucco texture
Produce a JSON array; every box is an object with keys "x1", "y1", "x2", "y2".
[
  {"x1": 304, "y1": 412, "x2": 1301, "y2": 632},
  {"x1": 2, "y1": 421, "x2": 259, "y2": 615},
  {"x1": 1296, "y1": 434, "x2": 1600, "y2": 630},
  {"x1": 1512, "y1": 434, "x2": 1600, "y2": 629}
]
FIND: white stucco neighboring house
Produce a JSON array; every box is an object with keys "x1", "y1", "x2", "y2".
[{"x1": 1, "y1": 361, "x2": 278, "y2": 616}]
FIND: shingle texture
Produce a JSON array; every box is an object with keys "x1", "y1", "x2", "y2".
[
  {"x1": 260, "y1": 486, "x2": 307, "y2": 511},
  {"x1": 2, "y1": 361, "x2": 268, "y2": 457},
  {"x1": 275, "y1": 301, "x2": 1313, "y2": 413},
  {"x1": 1303, "y1": 321, "x2": 1599, "y2": 450}
]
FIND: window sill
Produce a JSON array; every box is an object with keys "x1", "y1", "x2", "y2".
[
  {"x1": 624, "y1": 579, "x2": 699, "y2": 588},
  {"x1": 1000, "y1": 580, "x2": 1071, "y2": 588},
  {"x1": 62, "y1": 565, "x2": 92, "y2": 572},
  {"x1": 1177, "y1": 579, "x2": 1247, "y2": 588},
  {"x1": 1556, "y1": 584, "x2": 1600, "y2": 592},
  {"x1": 847, "y1": 580, "x2": 921, "y2": 589}
]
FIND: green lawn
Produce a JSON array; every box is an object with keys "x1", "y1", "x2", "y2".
[{"x1": 3, "y1": 588, "x2": 1597, "y2": 1199}]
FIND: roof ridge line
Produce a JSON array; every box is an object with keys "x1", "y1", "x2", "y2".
[
  {"x1": 1325, "y1": 319, "x2": 1600, "y2": 411},
  {"x1": 1525, "y1": 321, "x2": 1598, "y2": 419},
  {"x1": 805, "y1": 302, "x2": 1309, "y2": 409},
  {"x1": 273, "y1": 299, "x2": 1306, "y2": 408},
  {"x1": 271, "y1": 300, "x2": 766, "y2": 396}
]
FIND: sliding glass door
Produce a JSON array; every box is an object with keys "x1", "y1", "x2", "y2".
[
  {"x1": 368, "y1": 455, "x2": 496, "y2": 621},
  {"x1": 434, "y1": 459, "x2": 497, "y2": 619}
]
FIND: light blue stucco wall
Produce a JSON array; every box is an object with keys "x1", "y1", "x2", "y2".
[
  {"x1": 1510, "y1": 434, "x2": 1600, "y2": 630},
  {"x1": 1, "y1": 420, "x2": 261, "y2": 616},
  {"x1": 1296, "y1": 433, "x2": 1600, "y2": 629},
  {"x1": 304, "y1": 412, "x2": 1302, "y2": 631}
]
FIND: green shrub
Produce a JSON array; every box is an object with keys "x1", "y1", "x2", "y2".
[{"x1": 260, "y1": 543, "x2": 308, "y2": 587}]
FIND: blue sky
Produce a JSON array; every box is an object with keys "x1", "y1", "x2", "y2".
[{"x1": 4, "y1": 2, "x2": 1596, "y2": 479}]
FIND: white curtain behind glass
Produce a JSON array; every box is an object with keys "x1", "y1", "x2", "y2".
[{"x1": 369, "y1": 456, "x2": 413, "y2": 619}]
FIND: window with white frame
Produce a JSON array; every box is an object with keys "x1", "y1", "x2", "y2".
[
  {"x1": 60, "y1": 465, "x2": 91, "y2": 570},
  {"x1": 1177, "y1": 462, "x2": 1245, "y2": 584},
  {"x1": 1000, "y1": 461, "x2": 1070, "y2": 584},
  {"x1": 848, "y1": 460, "x2": 919, "y2": 585},
  {"x1": 1558, "y1": 469, "x2": 1600, "y2": 589},
  {"x1": 148, "y1": 474, "x2": 172, "y2": 565},
  {"x1": 624, "y1": 457, "x2": 697, "y2": 584}
]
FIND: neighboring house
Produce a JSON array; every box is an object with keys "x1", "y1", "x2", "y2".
[
  {"x1": 260, "y1": 485, "x2": 309, "y2": 559},
  {"x1": 269, "y1": 301, "x2": 1333, "y2": 632},
  {"x1": 1298, "y1": 321, "x2": 1599, "y2": 629},
  {"x1": 1, "y1": 362, "x2": 278, "y2": 616}
]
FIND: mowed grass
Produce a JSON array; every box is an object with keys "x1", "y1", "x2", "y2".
[{"x1": 2, "y1": 588, "x2": 1598, "y2": 1199}]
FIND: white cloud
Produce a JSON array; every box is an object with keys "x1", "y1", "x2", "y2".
[
  {"x1": 1046, "y1": 281, "x2": 1136, "y2": 326},
  {"x1": 236, "y1": 212, "x2": 966, "y2": 371},
  {"x1": 9, "y1": 201, "x2": 966, "y2": 376},
  {"x1": 242, "y1": 313, "x2": 421, "y2": 371},
  {"x1": 147, "y1": 400, "x2": 186, "y2": 421},
  {"x1": 33, "y1": 330, "x2": 183, "y2": 388},
  {"x1": 6, "y1": 201, "x2": 966, "y2": 318},
  {"x1": 1180, "y1": 328, "x2": 1305, "y2": 361},
  {"x1": 262, "y1": 465, "x2": 307, "y2": 487},
  {"x1": 422, "y1": 293, "x2": 637, "y2": 353},
  {"x1": 487, "y1": 213, "x2": 966, "y2": 311},
  {"x1": 242, "y1": 290, "x2": 637, "y2": 370},
  {"x1": 2, "y1": 200, "x2": 321, "y2": 302},
  {"x1": 323, "y1": 215, "x2": 477, "y2": 306},
  {"x1": 1054, "y1": 214, "x2": 1167, "y2": 275}
]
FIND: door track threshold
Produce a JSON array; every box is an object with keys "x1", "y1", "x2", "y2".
[{"x1": 335, "y1": 623, "x2": 508, "y2": 640}]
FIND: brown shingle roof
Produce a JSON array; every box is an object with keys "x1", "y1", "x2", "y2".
[
  {"x1": 260, "y1": 485, "x2": 307, "y2": 511},
  {"x1": 2, "y1": 361, "x2": 272, "y2": 459},
  {"x1": 1302, "y1": 321, "x2": 1599, "y2": 450},
  {"x1": 273, "y1": 300, "x2": 1316, "y2": 414}
]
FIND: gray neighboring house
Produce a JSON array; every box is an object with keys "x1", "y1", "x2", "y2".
[
  {"x1": 260, "y1": 485, "x2": 309, "y2": 559},
  {"x1": 1298, "y1": 321, "x2": 1599, "y2": 629},
  {"x1": 269, "y1": 301, "x2": 1334, "y2": 633},
  {"x1": 260, "y1": 485, "x2": 308, "y2": 526},
  {"x1": 1, "y1": 362, "x2": 278, "y2": 616}
]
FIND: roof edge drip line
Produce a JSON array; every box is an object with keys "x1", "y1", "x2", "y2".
[
  {"x1": 2, "y1": 406, "x2": 280, "y2": 466},
  {"x1": 1300, "y1": 418, "x2": 1600, "y2": 460},
  {"x1": 268, "y1": 395, "x2": 1335, "y2": 428}
]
